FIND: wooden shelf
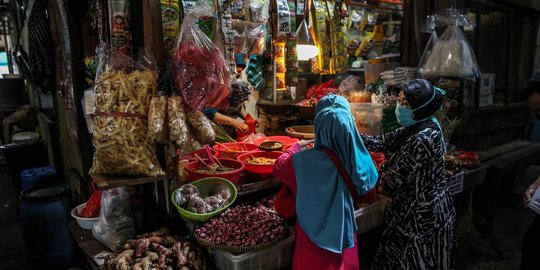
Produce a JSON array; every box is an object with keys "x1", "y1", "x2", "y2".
[{"x1": 93, "y1": 174, "x2": 169, "y2": 190}]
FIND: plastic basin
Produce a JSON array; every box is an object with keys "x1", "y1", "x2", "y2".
[
  {"x1": 71, "y1": 203, "x2": 99, "y2": 230},
  {"x1": 212, "y1": 142, "x2": 259, "y2": 159},
  {"x1": 185, "y1": 158, "x2": 245, "y2": 185},
  {"x1": 171, "y1": 177, "x2": 237, "y2": 223},
  {"x1": 237, "y1": 151, "x2": 284, "y2": 181},
  {"x1": 179, "y1": 148, "x2": 218, "y2": 162}
]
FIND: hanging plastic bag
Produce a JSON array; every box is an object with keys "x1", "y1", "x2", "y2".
[
  {"x1": 92, "y1": 188, "x2": 135, "y2": 252},
  {"x1": 90, "y1": 45, "x2": 165, "y2": 177},
  {"x1": 172, "y1": 1, "x2": 232, "y2": 110},
  {"x1": 147, "y1": 94, "x2": 168, "y2": 144},
  {"x1": 80, "y1": 182, "x2": 102, "y2": 218},
  {"x1": 421, "y1": 25, "x2": 480, "y2": 79},
  {"x1": 418, "y1": 31, "x2": 438, "y2": 76}
]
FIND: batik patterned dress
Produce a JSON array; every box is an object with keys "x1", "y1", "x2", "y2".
[{"x1": 363, "y1": 125, "x2": 456, "y2": 270}]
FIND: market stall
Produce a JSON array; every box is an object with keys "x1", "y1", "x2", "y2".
[{"x1": 59, "y1": 0, "x2": 493, "y2": 269}]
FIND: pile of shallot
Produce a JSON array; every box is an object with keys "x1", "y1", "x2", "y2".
[{"x1": 194, "y1": 205, "x2": 288, "y2": 247}]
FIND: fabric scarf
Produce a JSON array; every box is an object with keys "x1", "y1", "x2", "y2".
[{"x1": 293, "y1": 94, "x2": 379, "y2": 253}]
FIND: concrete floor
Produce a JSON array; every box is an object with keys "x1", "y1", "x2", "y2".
[
  {"x1": 0, "y1": 162, "x2": 537, "y2": 270},
  {"x1": 0, "y1": 165, "x2": 28, "y2": 270}
]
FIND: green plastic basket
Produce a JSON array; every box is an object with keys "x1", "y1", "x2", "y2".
[{"x1": 171, "y1": 177, "x2": 238, "y2": 223}]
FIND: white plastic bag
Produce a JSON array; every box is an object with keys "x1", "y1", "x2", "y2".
[
  {"x1": 92, "y1": 188, "x2": 135, "y2": 252},
  {"x1": 421, "y1": 25, "x2": 480, "y2": 79}
]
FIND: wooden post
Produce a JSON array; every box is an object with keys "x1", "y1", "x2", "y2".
[{"x1": 142, "y1": 0, "x2": 165, "y2": 73}]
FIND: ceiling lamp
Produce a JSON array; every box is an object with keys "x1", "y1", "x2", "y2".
[{"x1": 296, "y1": 19, "x2": 319, "y2": 61}]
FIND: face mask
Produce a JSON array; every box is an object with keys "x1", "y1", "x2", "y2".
[
  {"x1": 395, "y1": 87, "x2": 447, "y2": 152},
  {"x1": 395, "y1": 104, "x2": 418, "y2": 127},
  {"x1": 395, "y1": 87, "x2": 445, "y2": 127}
]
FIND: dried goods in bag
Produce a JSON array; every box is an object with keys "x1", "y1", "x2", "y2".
[
  {"x1": 172, "y1": 1, "x2": 232, "y2": 110},
  {"x1": 186, "y1": 108, "x2": 215, "y2": 144},
  {"x1": 147, "y1": 95, "x2": 168, "y2": 144},
  {"x1": 421, "y1": 25, "x2": 480, "y2": 79},
  {"x1": 168, "y1": 96, "x2": 188, "y2": 146},
  {"x1": 90, "y1": 47, "x2": 164, "y2": 177}
]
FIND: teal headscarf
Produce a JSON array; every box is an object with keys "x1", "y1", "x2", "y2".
[{"x1": 293, "y1": 94, "x2": 379, "y2": 253}]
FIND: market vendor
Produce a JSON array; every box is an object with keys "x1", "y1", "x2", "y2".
[
  {"x1": 273, "y1": 94, "x2": 378, "y2": 270},
  {"x1": 361, "y1": 79, "x2": 456, "y2": 270},
  {"x1": 202, "y1": 107, "x2": 249, "y2": 135}
]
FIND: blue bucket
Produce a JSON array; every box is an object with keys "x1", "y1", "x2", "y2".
[
  {"x1": 20, "y1": 184, "x2": 75, "y2": 269},
  {"x1": 20, "y1": 166, "x2": 58, "y2": 190}
]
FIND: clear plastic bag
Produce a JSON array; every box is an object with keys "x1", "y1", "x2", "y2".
[
  {"x1": 338, "y1": 75, "x2": 363, "y2": 96},
  {"x1": 421, "y1": 25, "x2": 480, "y2": 79},
  {"x1": 168, "y1": 96, "x2": 188, "y2": 147},
  {"x1": 147, "y1": 94, "x2": 168, "y2": 144},
  {"x1": 90, "y1": 46, "x2": 164, "y2": 176},
  {"x1": 186, "y1": 107, "x2": 215, "y2": 144},
  {"x1": 92, "y1": 188, "x2": 135, "y2": 252},
  {"x1": 172, "y1": 1, "x2": 232, "y2": 110}
]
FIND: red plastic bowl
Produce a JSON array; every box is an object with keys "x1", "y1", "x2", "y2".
[
  {"x1": 179, "y1": 148, "x2": 218, "y2": 162},
  {"x1": 253, "y1": 136, "x2": 299, "y2": 148},
  {"x1": 212, "y1": 142, "x2": 259, "y2": 159},
  {"x1": 237, "y1": 151, "x2": 284, "y2": 181},
  {"x1": 185, "y1": 158, "x2": 245, "y2": 185}
]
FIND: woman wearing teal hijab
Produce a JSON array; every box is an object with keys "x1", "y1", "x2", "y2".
[
  {"x1": 363, "y1": 79, "x2": 456, "y2": 270},
  {"x1": 273, "y1": 93, "x2": 378, "y2": 270}
]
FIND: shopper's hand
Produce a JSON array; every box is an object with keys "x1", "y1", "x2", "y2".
[
  {"x1": 298, "y1": 139, "x2": 314, "y2": 147},
  {"x1": 524, "y1": 180, "x2": 540, "y2": 207},
  {"x1": 234, "y1": 120, "x2": 249, "y2": 134}
]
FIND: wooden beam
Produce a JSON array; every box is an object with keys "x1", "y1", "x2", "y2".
[{"x1": 142, "y1": 0, "x2": 165, "y2": 73}]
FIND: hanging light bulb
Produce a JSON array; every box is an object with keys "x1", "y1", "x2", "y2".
[{"x1": 296, "y1": 19, "x2": 319, "y2": 61}]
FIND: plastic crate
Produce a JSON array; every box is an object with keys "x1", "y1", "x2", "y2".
[
  {"x1": 447, "y1": 172, "x2": 465, "y2": 195},
  {"x1": 212, "y1": 234, "x2": 295, "y2": 270},
  {"x1": 355, "y1": 195, "x2": 391, "y2": 234}
]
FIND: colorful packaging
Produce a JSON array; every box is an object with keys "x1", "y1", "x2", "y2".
[
  {"x1": 109, "y1": 0, "x2": 131, "y2": 55},
  {"x1": 161, "y1": 0, "x2": 182, "y2": 56}
]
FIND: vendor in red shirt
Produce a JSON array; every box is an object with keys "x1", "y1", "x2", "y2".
[{"x1": 273, "y1": 94, "x2": 378, "y2": 270}]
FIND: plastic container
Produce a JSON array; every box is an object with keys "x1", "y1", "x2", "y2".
[
  {"x1": 171, "y1": 177, "x2": 237, "y2": 223},
  {"x1": 71, "y1": 203, "x2": 99, "y2": 230},
  {"x1": 285, "y1": 125, "x2": 314, "y2": 139},
  {"x1": 350, "y1": 103, "x2": 384, "y2": 135},
  {"x1": 20, "y1": 184, "x2": 75, "y2": 269},
  {"x1": 253, "y1": 136, "x2": 299, "y2": 149},
  {"x1": 259, "y1": 141, "x2": 283, "y2": 151},
  {"x1": 212, "y1": 234, "x2": 295, "y2": 270},
  {"x1": 213, "y1": 142, "x2": 259, "y2": 159},
  {"x1": 20, "y1": 166, "x2": 58, "y2": 190},
  {"x1": 185, "y1": 158, "x2": 246, "y2": 185},
  {"x1": 447, "y1": 172, "x2": 465, "y2": 195},
  {"x1": 355, "y1": 195, "x2": 391, "y2": 234},
  {"x1": 179, "y1": 148, "x2": 218, "y2": 162},
  {"x1": 237, "y1": 151, "x2": 283, "y2": 181}
]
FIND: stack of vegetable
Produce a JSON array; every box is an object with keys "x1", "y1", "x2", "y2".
[
  {"x1": 105, "y1": 228, "x2": 205, "y2": 270},
  {"x1": 445, "y1": 150, "x2": 480, "y2": 176},
  {"x1": 194, "y1": 204, "x2": 289, "y2": 250}
]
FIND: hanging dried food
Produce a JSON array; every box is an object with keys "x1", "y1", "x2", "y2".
[
  {"x1": 147, "y1": 95, "x2": 168, "y2": 144},
  {"x1": 168, "y1": 96, "x2": 188, "y2": 146},
  {"x1": 186, "y1": 108, "x2": 215, "y2": 144},
  {"x1": 173, "y1": 1, "x2": 232, "y2": 110},
  {"x1": 90, "y1": 48, "x2": 164, "y2": 177}
]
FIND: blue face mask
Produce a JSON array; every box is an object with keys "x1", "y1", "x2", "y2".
[
  {"x1": 395, "y1": 104, "x2": 418, "y2": 127},
  {"x1": 395, "y1": 87, "x2": 447, "y2": 151}
]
